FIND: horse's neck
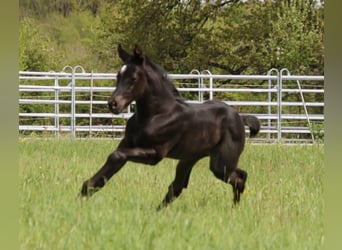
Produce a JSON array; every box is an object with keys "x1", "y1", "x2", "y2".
[{"x1": 136, "y1": 80, "x2": 176, "y2": 120}]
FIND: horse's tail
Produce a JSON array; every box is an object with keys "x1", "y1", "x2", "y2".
[{"x1": 241, "y1": 115, "x2": 260, "y2": 138}]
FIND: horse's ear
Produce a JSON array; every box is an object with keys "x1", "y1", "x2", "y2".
[
  {"x1": 117, "y1": 44, "x2": 130, "y2": 62},
  {"x1": 133, "y1": 45, "x2": 144, "y2": 62}
]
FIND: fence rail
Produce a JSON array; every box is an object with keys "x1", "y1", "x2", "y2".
[{"x1": 19, "y1": 67, "x2": 324, "y2": 143}]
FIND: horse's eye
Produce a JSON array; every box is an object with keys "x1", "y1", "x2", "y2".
[{"x1": 131, "y1": 76, "x2": 137, "y2": 82}]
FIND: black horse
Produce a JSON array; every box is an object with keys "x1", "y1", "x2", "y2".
[{"x1": 80, "y1": 45, "x2": 260, "y2": 209}]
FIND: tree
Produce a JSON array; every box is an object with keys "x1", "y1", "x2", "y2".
[
  {"x1": 19, "y1": 0, "x2": 78, "y2": 18},
  {"x1": 196, "y1": 0, "x2": 324, "y2": 75},
  {"x1": 90, "y1": 0, "x2": 239, "y2": 72},
  {"x1": 19, "y1": 17, "x2": 61, "y2": 71},
  {"x1": 89, "y1": 0, "x2": 323, "y2": 75},
  {"x1": 19, "y1": 0, "x2": 324, "y2": 74},
  {"x1": 266, "y1": 0, "x2": 324, "y2": 74}
]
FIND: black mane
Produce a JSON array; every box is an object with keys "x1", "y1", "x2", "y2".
[{"x1": 143, "y1": 56, "x2": 183, "y2": 101}]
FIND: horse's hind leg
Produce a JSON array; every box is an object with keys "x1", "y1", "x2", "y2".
[
  {"x1": 209, "y1": 139, "x2": 247, "y2": 205},
  {"x1": 229, "y1": 167, "x2": 248, "y2": 204},
  {"x1": 157, "y1": 158, "x2": 199, "y2": 210}
]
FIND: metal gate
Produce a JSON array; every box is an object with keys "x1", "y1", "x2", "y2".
[{"x1": 19, "y1": 67, "x2": 324, "y2": 143}]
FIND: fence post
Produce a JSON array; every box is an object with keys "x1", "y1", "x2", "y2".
[
  {"x1": 71, "y1": 69, "x2": 76, "y2": 139},
  {"x1": 190, "y1": 70, "x2": 201, "y2": 102},
  {"x1": 267, "y1": 69, "x2": 279, "y2": 141},
  {"x1": 202, "y1": 70, "x2": 213, "y2": 100},
  {"x1": 89, "y1": 70, "x2": 94, "y2": 138},
  {"x1": 277, "y1": 70, "x2": 282, "y2": 143},
  {"x1": 70, "y1": 65, "x2": 85, "y2": 140},
  {"x1": 61, "y1": 66, "x2": 74, "y2": 139},
  {"x1": 54, "y1": 73, "x2": 59, "y2": 137}
]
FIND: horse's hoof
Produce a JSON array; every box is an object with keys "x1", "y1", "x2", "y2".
[
  {"x1": 80, "y1": 181, "x2": 97, "y2": 198},
  {"x1": 156, "y1": 202, "x2": 168, "y2": 211},
  {"x1": 76, "y1": 192, "x2": 88, "y2": 201}
]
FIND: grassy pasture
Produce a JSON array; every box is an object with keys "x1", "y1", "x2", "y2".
[{"x1": 19, "y1": 139, "x2": 323, "y2": 250}]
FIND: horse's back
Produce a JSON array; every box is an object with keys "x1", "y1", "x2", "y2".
[
  {"x1": 193, "y1": 100, "x2": 244, "y2": 127},
  {"x1": 166, "y1": 100, "x2": 244, "y2": 156}
]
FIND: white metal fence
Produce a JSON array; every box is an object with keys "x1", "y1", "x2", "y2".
[{"x1": 19, "y1": 66, "x2": 324, "y2": 143}]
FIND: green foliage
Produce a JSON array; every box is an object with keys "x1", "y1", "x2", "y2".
[
  {"x1": 19, "y1": 17, "x2": 62, "y2": 71},
  {"x1": 201, "y1": 0, "x2": 324, "y2": 75},
  {"x1": 37, "y1": 11, "x2": 100, "y2": 71},
  {"x1": 310, "y1": 121, "x2": 324, "y2": 143},
  {"x1": 19, "y1": 0, "x2": 324, "y2": 74},
  {"x1": 19, "y1": 140, "x2": 323, "y2": 249},
  {"x1": 20, "y1": 0, "x2": 79, "y2": 18},
  {"x1": 266, "y1": 0, "x2": 324, "y2": 74}
]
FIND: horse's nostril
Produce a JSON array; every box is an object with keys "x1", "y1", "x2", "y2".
[
  {"x1": 108, "y1": 100, "x2": 118, "y2": 114},
  {"x1": 108, "y1": 100, "x2": 117, "y2": 107}
]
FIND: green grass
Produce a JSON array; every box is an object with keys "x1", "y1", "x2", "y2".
[{"x1": 19, "y1": 139, "x2": 323, "y2": 250}]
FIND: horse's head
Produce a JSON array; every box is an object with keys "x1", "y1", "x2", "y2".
[{"x1": 108, "y1": 44, "x2": 148, "y2": 114}]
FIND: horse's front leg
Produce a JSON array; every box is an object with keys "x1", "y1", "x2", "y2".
[
  {"x1": 80, "y1": 150, "x2": 127, "y2": 197},
  {"x1": 80, "y1": 147, "x2": 161, "y2": 197}
]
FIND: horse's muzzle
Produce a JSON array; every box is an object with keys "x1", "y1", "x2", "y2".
[
  {"x1": 108, "y1": 99, "x2": 120, "y2": 114},
  {"x1": 108, "y1": 95, "x2": 128, "y2": 114}
]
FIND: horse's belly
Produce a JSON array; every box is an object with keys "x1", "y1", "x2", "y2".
[{"x1": 167, "y1": 131, "x2": 220, "y2": 159}]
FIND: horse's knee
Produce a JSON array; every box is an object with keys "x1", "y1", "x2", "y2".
[
  {"x1": 108, "y1": 150, "x2": 127, "y2": 164},
  {"x1": 148, "y1": 154, "x2": 162, "y2": 165}
]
